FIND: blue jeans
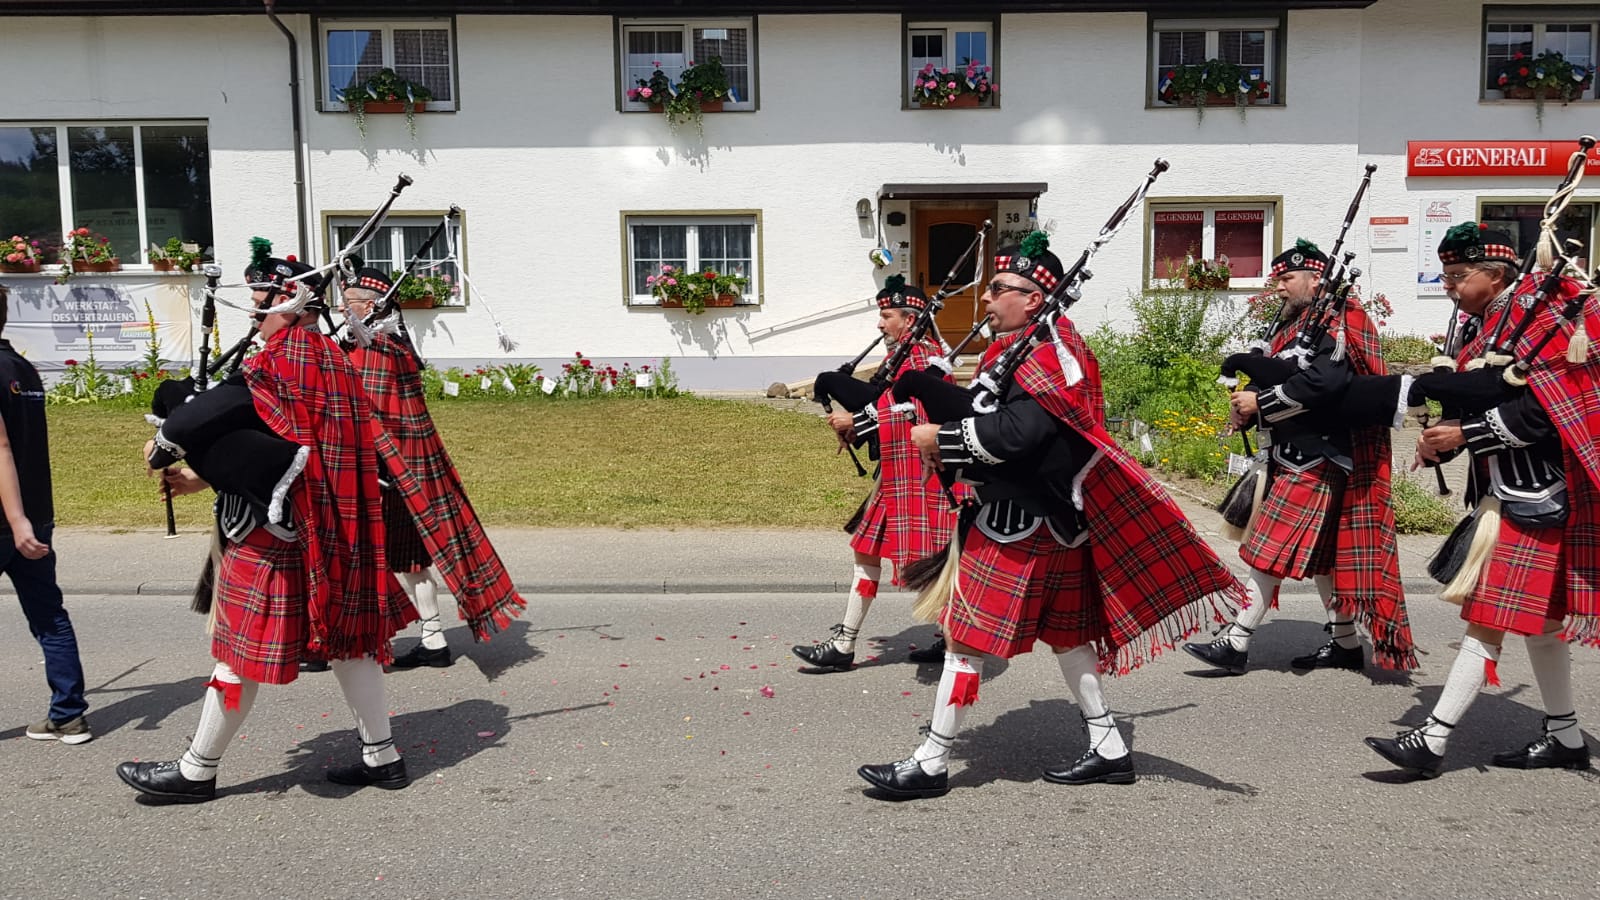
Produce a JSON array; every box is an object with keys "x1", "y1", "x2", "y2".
[{"x1": 5, "y1": 528, "x2": 87, "y2": 723}]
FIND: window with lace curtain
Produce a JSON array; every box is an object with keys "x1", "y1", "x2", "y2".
[
  {"x1": 1150, "y1": 16, "x2": 1282, "y2": 107},
  {"x1": 319, "y1": 19, "x2": 458, "y2": 112},
  {"x1": 325, "y1": 214, "x2": 466, "y2": 307},
  {"x1": 618, "y1": 19, "x2": 756, "y2": 111}
]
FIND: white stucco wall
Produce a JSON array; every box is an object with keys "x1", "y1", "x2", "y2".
[{"x1": 4, "y1": 2, "x2": 1598, "y2": 387}]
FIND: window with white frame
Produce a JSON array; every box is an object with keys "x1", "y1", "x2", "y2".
[
  {"x1": 619, "y1": 19, "x2": 756, "y2": 110},
  {"x1": 321, "y1": 19, "x2": 457, "y2": 111},
  {"x1": 1148, "y1": 202, "x2": 1277, "y2": 288},
  {"x1": 1151, "y1": 17, "x2": 1279, "y2": 106},
  {"x1": 1483, "y1": 6, "x2": 1598, "y2": 99},
  {"x1": 328, "y1": 214, "x2": 466, "y2": 306},
  {"x1": 906, "y1": 21, "x2": 996, "y2": 106},
  {"x1": 0, "y1": 123, "x2": 212, "y2": 266},
  {"x1": 625, "y1": 214, "x2": 759, "y2": 305}
]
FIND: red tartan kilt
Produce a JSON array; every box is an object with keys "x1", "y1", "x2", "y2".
[
  {"x1": 1239, "y1": 461, "x2": 1344, "y2": 579},
  {"x1": 1461, "y1": 517, "x2": 1567, "y2": 636},
  {"x1": 211, "y1": 529, "x2": 310, "y2": 685},
  {"x1": 943, "y1": 526, "x2": 1095, "y2": 659},
  {"x1": 382, "y1": 486, "x2": 431, "y2": 573},
  {"x1": 849, "y1": 492, "x2": 889, "y2": 559}
]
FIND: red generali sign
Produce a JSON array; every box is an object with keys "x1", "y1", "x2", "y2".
[{"x1": 1408, "y1": 140, "x2": 1600, "y2": 177}]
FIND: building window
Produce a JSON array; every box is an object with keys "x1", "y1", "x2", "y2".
[
  {"x1": 623, "y1": 213, "x2": 760, "y2": 306},
  {"x1": 905, "y1": 20, "x2": 997, "y2": 107},
  {"x1": 0, "y1": 123, "x2": 212, "y2": 265},
  {"x1": 1151, "y1": 17, "x2": 1280, "y2": 106},
  {"x1": 327, "y1": 214, "x2": 466, "y2": 306},
  {"x1": 619, "y1": 19, "x2": 756, "y2": 110},
  {"x1": 1483, "y1": 7, "x2": 1598, "y2": 99},
  {"x1": 1148, "y1": 201, "x2": 1278, "y2": 288},
  {"x1": 320, "y1": 19, "x2": 457, "y2": 111},
  {"x1": 1480, "y1": 199, "x2": 1596, "y2": 270}
]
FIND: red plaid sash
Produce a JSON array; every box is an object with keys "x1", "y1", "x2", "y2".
[
  {"x1": 350, "y1": 334, "x2": 527, "y2": 640},
  {"x1": 244, "y1": 326, "x2": 404, "y2": 662},
  {"x1": 1269, "y1": 302, "x2": 1415, "y2": 669},
  {"x1": 1013, "y1": 318, "x2": 1249, "y2": 674}
]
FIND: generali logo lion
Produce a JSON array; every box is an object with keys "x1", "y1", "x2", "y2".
[{"x1": 1413, "y1": 147, "x2": 1446, "y2": 168}]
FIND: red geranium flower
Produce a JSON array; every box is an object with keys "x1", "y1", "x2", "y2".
[
  {"x1": 64, "y1": 358, "x2": 78, "y2": 366},
  {"x1": 581, "y1": 359, "x2": 592, "y2": 368}
]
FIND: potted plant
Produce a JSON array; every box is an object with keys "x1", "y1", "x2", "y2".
[
  {"x1": 912, "y1": 58, "x2": 996, "y2": 108},
  {"x1": 694, "y1": 268, "x2": 748, "y2": 307},
  {"x1": 149, "y1": 237, "x2": 202, "y2": 272},
  {"x1": 1159, "y1": 58, "x2": 1270, "y2": 121},
  {"x1": 58, "y1": 227, "x2": 120, "y2": 281},
  {"x1": 1494, "y1": 50, "x2": 1593, "y2": 124},
  {"x1": 2, "y1": 234, "x2": 44, "y2": 273},
  {"x1": 392, "y1": 270, "x2": 453, "y2": 309},
  {"x1": 628, "y1": 57, "x2": 732, "y2": 133},
  {"x1": 1182, "y1": 253, "x2": 1231, "y2": 290},
  {"x1": 647, "y1": 264, "x2": 708, "y2": 313},
  {"x1": 338, "y1": 68, "x2": 433, "y2": 139}
]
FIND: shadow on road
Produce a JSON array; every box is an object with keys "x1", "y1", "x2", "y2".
[
  {"x1": 1182, "y1": 618, "x2": 1416, "y2": 685},
  {"x1": 0, "y1": 658, "x2": 207, "y2": 742}
]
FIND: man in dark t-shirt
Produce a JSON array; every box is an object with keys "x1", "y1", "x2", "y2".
[{"x1": 0, "y1": 284, "x2": 90, "y2": 744}]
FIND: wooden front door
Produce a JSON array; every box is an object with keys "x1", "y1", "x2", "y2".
[{"x1": 913, "y1": 206, "x2": 995, "y2": 353}]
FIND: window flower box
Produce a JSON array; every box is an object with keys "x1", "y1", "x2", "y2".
[
  {"x1": 911, "y1": 60, "x2": 996, "y2": 108},
  {"x1": 628, "y1": 57, "x2": 733, "y2": 133}
]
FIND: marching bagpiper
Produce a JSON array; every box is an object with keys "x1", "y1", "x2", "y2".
[
  {"x1": 1366, "y1": 222, "x2": 1598, "y2": 777},
  {"x1": 792, "y1": 276, "x2": 957, "y2": 671},
  {"x1": 1186, "y1": 240, "x2": 1417, "y2": 676},
  {"x1": 338, "y1": 267, "x2": 526, "y2": 670}
]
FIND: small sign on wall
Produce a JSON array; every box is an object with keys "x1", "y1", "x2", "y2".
[
  {"x1": 1417, "y1": 198, "x2": 1464, "y2": 297},
  {"x1": 1369, "y1": 215, "x2": 1412, "y2": 251}
]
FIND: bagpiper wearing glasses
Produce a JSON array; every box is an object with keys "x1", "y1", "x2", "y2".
[
  {"x1": 1186, "y1": 240, "x2": 1417, "y2": 676},
  {"x1": 856, "y1": 234, "x2": 1247, "y2": 798},
  {"x1": 793, "y1": 275, "x2": 958, "y2": 671},
  {"x1": 338, "y1": 268, "x2": 527, "y2": 670},
  {"x1": 1365, "y1": 222, "x2": 1599, "y2": 777}
]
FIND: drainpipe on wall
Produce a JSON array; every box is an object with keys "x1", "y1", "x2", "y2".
[{"x1": 263, "y1": 0, "x2": 310, "y2": 261}]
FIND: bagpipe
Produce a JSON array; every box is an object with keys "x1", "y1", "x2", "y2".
[
  {"x1": 813, "y1": 220, "x2": 992, "y2": 475},
  {"x1": 147, "y1": 174, "x2": 416, "y2": 537}
]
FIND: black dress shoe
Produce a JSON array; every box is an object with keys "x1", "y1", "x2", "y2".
[
  {"x1": 1183, "y1": 638, "x2": 1248, "y2": 675},
  {"x1": 389, "y1": 644, "x2": 452, "y2": 670},
  {"x1": 907, "y1": 636, "x2": 947, "y2": 664},
  {"x1": 857, "y1": 758, "x2": 949, "y2": 799},
  {"x1": 1491, "y1": 733, "x2": 1592, "y2": 770},
  {"x1": 1364, "y1": 728, "x2": 1444, "y2": 779},
  {"x1": 299, "y1": 659, "x2": 330, "y2": 673},
  {"x1": 116, "y1": 760, "x2": 217, "y2": 803},
  {"x1": 327, "y1": 758, "x2": 410, "y2": 790},
  {"x1": 1042, "y1": 749, "x2": 1136, "y2": 785},
  {"x1": 791, "y1": 640, "x2": 854, "y2": 671},
  {"x1": 1290, "y1": 639, "x2": 1364, "y2": 672}
]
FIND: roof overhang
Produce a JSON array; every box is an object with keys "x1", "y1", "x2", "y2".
[
  {"x1": 879, "y1": 182, "x2": 1047, "y2": 201},
  {"x1": 0, "y1": 1, "x2": 1381, "y2": 16}
]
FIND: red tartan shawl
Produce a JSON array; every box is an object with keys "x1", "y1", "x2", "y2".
[
  {"x1": 244, "y1": 325, "x2": 409, "y2": 661},
  {"x1": 875, "y1": 340, "x2": 958, "y2": 576},
  {"x1": 1012, "y1": 317, "x2": 1249, "y2": 674},
  {"x1": 1461, "y1": 275, "x2": 1600, "y2": 645},
  {"x1": 348, "y1": 334, "x2": 527, "y2": 640},
  {"x1": 1269, "y1": 301, "x2": 1416, "y2": 670}
]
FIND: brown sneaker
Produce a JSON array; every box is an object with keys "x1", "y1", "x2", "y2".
[{"x1": 26, "y1": 715, "x2": 93, "y2": 745}]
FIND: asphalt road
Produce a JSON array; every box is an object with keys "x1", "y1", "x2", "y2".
[{"x1": 3, "y1": 588, "x2": 1597, "y2": 899}]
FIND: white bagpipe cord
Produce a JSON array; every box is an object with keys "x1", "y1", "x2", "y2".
[{"x1": 442, "y1": 220, "x2": 519, "y2": 353}]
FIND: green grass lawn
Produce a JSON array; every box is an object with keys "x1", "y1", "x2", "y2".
[{"x1": 46, "y1": 398, "x2": 867, "y2": 530}]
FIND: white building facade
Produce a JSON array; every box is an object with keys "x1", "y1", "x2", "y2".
[{"x1": 2, "y1": 0, "x2": 1598, "y2": 388}]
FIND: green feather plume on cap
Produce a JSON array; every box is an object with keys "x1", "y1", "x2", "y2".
[
  {"x1": 1442, "y1": 222, "x2": 1483, "y2": 243},
  {"x1": 1018, "y1": 231, "x2": 1050, "y2": 258},
  {"x1": 883, "y1": 274, "x2": 906, "y2": 292},
  {"x1": 1293, "y1": 237, "x2": 1322, "y2": 255},
  {"x1": 248, "y1": 237, "x2": 273, "y2": 275}
]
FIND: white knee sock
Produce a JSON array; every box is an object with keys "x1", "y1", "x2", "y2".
[
  {"x1": 1228, "y1": 570, "x2": 1282, "y2": 651},
  {"x1": 400, "y1": 570, "x2": 447, "y2": 651},
  {"x1": 1423, "y1": 636, "x2": 1501, "y2": 754},
  {"x1": 1057, "y1": 644, "x2": 1128, "y2": 759},
  {"x1": 1525, "y1": 629, "x2": 1584, "y2": 749},
  {"x1": 1315, "y1": 574, "x2": 1359, "y2": 649},
  {"x1": 331, "y1": 657, "x2": 400, "y2": 767},
  {"x1": 179, "y1": 662, "x2": 260, "y2": 781},
  {"x1": 912, "y1": 651, "x2": 983, "y2": 775},
  {"x1": 834, "y1": 563, "x2": 881, "y2": 653}
]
